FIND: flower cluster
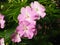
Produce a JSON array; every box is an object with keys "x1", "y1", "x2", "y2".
[{"x1": 11, "y1": 1, "x2": 46, "y2": 43}]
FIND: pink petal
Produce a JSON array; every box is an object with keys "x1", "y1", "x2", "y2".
[{"x1": 11, "y1": 33, "x2": 21, "y2": 43}]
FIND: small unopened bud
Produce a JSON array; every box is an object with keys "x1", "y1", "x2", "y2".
[
  {"x1": 21, "y1": 0, "x2": 23, "y2": 2},
  {"x1": 1, "y1": 5, "x2": 4, "y2": 9}
]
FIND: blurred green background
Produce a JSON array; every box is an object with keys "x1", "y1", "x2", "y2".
[{"x1": 0, "y1": 0, "x2": 60, "y2": 45}]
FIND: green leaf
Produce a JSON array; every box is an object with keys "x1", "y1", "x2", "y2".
[{"x1": 13, "y1": 7, "x2": 20, "y2": 23}]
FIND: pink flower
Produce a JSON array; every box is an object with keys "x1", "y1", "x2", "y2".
[
  {"x1": 11, "y1": 32, "x2": 21, "y2": 43},
  {"x1": 16, "y1": 21, "x2": 36, "y2": 39},
  {"x1": 16, "y1": 1, "x2": 46, "y2": 40},
  {"x1": 0, "y1": 14, "x2": 5, "y2": 29},
  {"x1": 30, "y1": 1, "x2": 46, "y2": 18},
  {"x1": 0, "y1": 38, "x2": 5, "y2": 45},
  {"x1": 18, "y1": 6, "x2": 39, "y2": 21},
  {"x1": 18, "y1": 19, "x2": 36, "y2": 26}
]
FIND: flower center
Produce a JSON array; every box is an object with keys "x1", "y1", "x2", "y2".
[
  {"x1": 23, "y1": 25, "x2": 28, "y2": 31},
  {"x1": 36, "y1": 8, "x2": 38, "y2": 11},
  {"x1": 25, "y1": 11, "x2": 30, "y2": 18},
  {"x1": 26, "y1": 14, "x2": 29, "y2": 18}
]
